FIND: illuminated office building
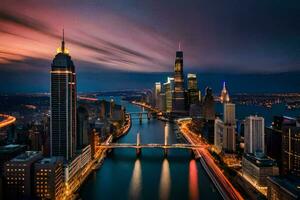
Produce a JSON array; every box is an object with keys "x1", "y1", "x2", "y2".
[
  {"x1": 50, "y1": 31, "x2": 77, "y2": 161},
  {"x1": 164, "y1": 77, "x2": 174, "y2": 113},
  {"x1": 154, "y1": 82, "x2": 162, "y2": 108},
  {"x1": 187, "y1": 73, "x2": 200, "y2": 106}
]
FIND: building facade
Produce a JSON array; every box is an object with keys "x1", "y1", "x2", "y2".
[
  {"x1": 282, "y1": 127, "x2": 300, "y2": 177},
  {"x1": 50, "y1": 33, "x2": 77, "y2": 161},
  {"x1": 244, "y1": 115, "x2": 265, "y2": 154}
]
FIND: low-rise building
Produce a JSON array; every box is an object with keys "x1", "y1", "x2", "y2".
[
  {"x1": 242, "y1": 153, "x2": 279, "y2": 186},
  {"x1": 34, "y1": 157, "x2": 64, "y2": 200},
  {"x1": 64, "y1": 145, "x2": 91, "y2": 191},
  {"x1": 4, "y1": 151, "x2": 42, "y2": 198}
]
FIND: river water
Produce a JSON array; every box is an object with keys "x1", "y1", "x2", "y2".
[{"x1": 79, "y1": 97, "x2": 222, "y2": 200}]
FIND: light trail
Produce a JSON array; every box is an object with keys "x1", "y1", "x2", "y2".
[
  {"x1": 0, "y1": 114, "x2": 16, "y2": 128},
  {"x1": 179, "y1": 120, "x2": 244, "y2": 200}
]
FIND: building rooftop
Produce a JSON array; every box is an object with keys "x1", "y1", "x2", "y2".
[
  {"x1": 36, "y1": 156, "x2": 63, "y2": 165},
  {"x1": 11, "y1": 151, "x2": 41, "y2": 162},
  {"x1": 0, "y1": 144, "x2": 26, "y2": 154},
  {"x1": 268, "y1": 176, "x2": 300, "y2": 198},
  {"x1": 244, "y1": 153, "x2": 277, "y2": 167}
]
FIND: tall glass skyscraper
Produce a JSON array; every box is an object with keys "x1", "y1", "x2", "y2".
[
  {"x1": 172, "y1": 49, "x2": 185, "y2": 113},
  {"x1": 50, "y1": 32, "x2": 77, "y2": 161}
]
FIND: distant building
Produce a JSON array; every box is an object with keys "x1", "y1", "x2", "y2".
[
  {"x1": 34, "y1": 157, "x2": 64, "y2": 200},
  {"x1": 154, "y1": 82, "x2": 162, "y2": 108},
  {"x1": 164, "y1": 77, "x2": 174, "y2": 113},
  {"x1": 159, "y1": 84, "x2": 166, "y2": 112},
  {"x1": 267, "y1": 176, "x2": 300, "y2": 200},
  {"x1": 50, "y1": 32, "x2": 77, "y2": 161},
  {"x1": 224, "y1": 103, "x2": 236, "y2": 125},
  {"x1": 172, "y1": 49, "x2": 185, "y2": 113},
  {"x1": 187, "y1": 73, "x2": 200, "y2": 106},
  {"x1": 244, "y1": 115, "x2": 265, "y2": 154},
  {"x1": 220, "y1": 82, "x2": 230, "y2": 103},
  {"x1": 282, "y1": 126, "x2": 300, "y2": 177},
  {"x1": 4, "y1": 151, "x2": 43, "y2": 198},
  {"x1": 77, "y1": 105, "x2": 89, "y2": 149},
  {"x1": 202, "y1": 87, "x2": 215, "y2": 120},
  {"x1": 242, "y1": 153, "x2": 279, "y2": 187}
]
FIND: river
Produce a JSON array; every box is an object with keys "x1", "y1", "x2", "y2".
[{"x1": 78, "y1": 97, "x2": 222, "y2": 200}]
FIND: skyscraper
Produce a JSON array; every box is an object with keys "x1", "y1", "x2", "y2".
[
  {"x1": 50, "y1": 31, "x2": 77, "y2": 161},
  {"x1": 164, "y1": 77, "x2": 174, "y2": 113},
  {"x1": 224, "y1": 103, "x2": 236, "y2": 125},
  {"x1": 154, "y1": 82, "x2": 161, "y2": 108},
  {"x1": 187, "y1": 73, "x2": 200, "y2": 106},
  {"x1": 244, "y1": 115, "x2": 265, "y2": 154},
  {"x1": 172, "y1": 47, "x2": 185, "y2": 113},
  {"x1": 77, "y1": 105, "x2": 89, "y2": 149}
]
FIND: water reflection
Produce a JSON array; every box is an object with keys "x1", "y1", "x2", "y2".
[
  {"x1": 159, "y1": 159, "x2": 171, "y2": 200},
  {"x1": 164, "y1": 123, "x2": 169, "y2": 145},
  {"x1": 129, "y1": 159, "x2": 142, "y2": 200},
  {"x1": 189, "y1": 159, "x2": 199, "y2": 200}
]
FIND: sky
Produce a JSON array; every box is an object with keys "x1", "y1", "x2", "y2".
[{"x1": 0, "y1": 0, "x2": 299, "y2": 92}]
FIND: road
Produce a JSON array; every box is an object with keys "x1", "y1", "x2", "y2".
[
  {"x1": 178, "y1": 119, "x2": 244, "y2": 200},
  {"x1": 0, "y1": 114, "x2": 16, "y2": 128}
]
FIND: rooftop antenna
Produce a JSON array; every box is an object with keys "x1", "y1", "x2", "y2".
[
  {"x1": 61, "y1": 28, "x2": 65, "y2": 53},
  {"x1": 178, "y1": 41, "x2": 181, "y2": 51}
]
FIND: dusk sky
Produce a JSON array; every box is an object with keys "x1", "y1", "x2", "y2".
[{"x1": 0, "y1": 0, "x2": 299, "y2": 92}]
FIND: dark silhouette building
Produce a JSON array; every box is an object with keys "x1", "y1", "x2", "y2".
[
  {"x1": 50, "y1": 31, "x2": 77, "y2": 161},
  {"x1": 202, "y1": 87, "x2": 215, "y2": 120},
  {"x1": 172, "y1": 48, "x2": 185, "y2": 113},
  {"x1": 77, "y1": 105, "x2": 89, "y2": 149}
]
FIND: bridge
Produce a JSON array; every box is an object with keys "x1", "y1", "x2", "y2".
[
  {"x1": 97, "y1": 133, "x2": 203, "y2": 157},
  {"x1": 128, "y1": 111, "x2": 154, "y2": 123}
]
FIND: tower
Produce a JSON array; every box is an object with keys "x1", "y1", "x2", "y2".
[
  {"x1": 50, "y1": 30, "x2": 77, "y2": 161},
  {"x1": 172, "y1": 44, "x2": 185, "y2": 113},
  {"x1": 220, "y1": 82, "x2": 230, "y2": 103},
  {"x1": 244, "y1": 115, "x2": 265, "y2": 154}
]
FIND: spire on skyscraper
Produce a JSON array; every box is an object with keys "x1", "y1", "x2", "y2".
[
  {"x1": 61, "y1": 29, "x2": 65, "y2": 53},
  {"x1": 178, "y1": 41, "x2": 181, "y2": 51}
]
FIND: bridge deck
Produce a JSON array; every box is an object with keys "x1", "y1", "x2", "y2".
[{"x1": 97, "y1": 143, "x2": 205, "y2": 149}]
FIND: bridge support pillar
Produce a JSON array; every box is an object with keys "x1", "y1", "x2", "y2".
[
  {"x1": 147, "y1": 112, "x2": 151, "y2": 121},
  {"x1": 163, "y1": 148, "x2": 168, "y2": 157},
  {"x1": 136, "y1": 148, "x2": 141, "y2": 157},
  {"x1": 190, "y1": 150, "x2": 196, "y2": 159},
  {"x1": 139, "y1": 113, "x2": 142, "y2": 124}
]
